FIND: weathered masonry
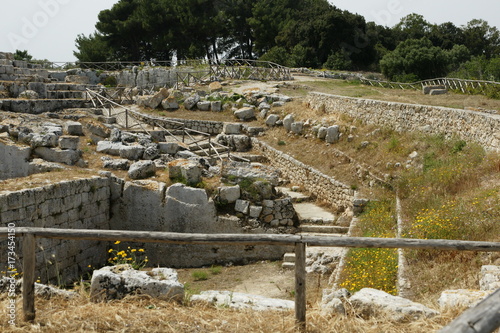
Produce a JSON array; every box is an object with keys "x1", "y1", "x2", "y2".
[{"x1": 305, "y1": 92, "x2": 500, "y2": 152}]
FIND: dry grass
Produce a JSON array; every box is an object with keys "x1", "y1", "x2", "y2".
[{"x1": 0, "y1": 289, "x2": 462, "y2": 333}]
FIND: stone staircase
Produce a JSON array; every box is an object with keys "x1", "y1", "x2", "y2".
[
  {"x1": 0, "y1": 53, "x2": 95, "y2": 114},
  {"x1": 279, "y1": 186, "x2": 349, "y2": 270}
]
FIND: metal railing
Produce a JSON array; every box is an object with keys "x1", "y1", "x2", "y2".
[{"x1": 1, "y1": 227, "x2": 499, "y2": 331}]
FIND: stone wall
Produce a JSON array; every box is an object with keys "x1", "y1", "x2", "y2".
[
  {"x1": 0, "y1": 176, "x2": 291, "y2": 282},
  {"x1": 137, "y1": 114, "x2": 224, "y2": 135},
  {"x1": 0, "y1": 142, "x2": 31, "y2": 180},
  {"x1": 252, "y1": 139, "x2": 355, "y2": 213},
  {"x1": 109, "y1": 180, "x2": 291, "y2": 267},
  {"x1": 115, "y1": 67, "x2": 178, "y2": 89},
  {"x1": 305, "y1": 92, "x2": 500, "y2": 152},
  {"x1": 0, "y1": 177, "x2": 111, "y2": 283}
]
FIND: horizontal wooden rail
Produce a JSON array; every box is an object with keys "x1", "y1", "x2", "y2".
[{"x1": 2, "y1": 227, "x2": 499, "y2": 330}]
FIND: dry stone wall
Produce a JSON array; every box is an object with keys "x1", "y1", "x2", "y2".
[
  {"x1": 252, "y1": 139, "x2": 355, "y2": 213},
  {"x1": 137, "y1": 113, "x2": 224, "y2": 135},
  {"x1": 305, "y1": 92, "x2": 500, "y2": 152},
  {"x1": 0, "y1": 177, "x2": 110, "y2": 283}
]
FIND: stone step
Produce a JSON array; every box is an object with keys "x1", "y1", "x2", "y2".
[
  {"x1": 0, "y1": 99, "x2": 92, "y2": 114},
  {"x1": 294, "y1": 202, "x2": 336, "y2": 224},
  {"x1": 283, "y1": 253, "x2": 296, "y2": 263},
  {"x1": 47, "y1": 91, "x2": 87, "y2": 99},
  {"x1": 282, "y1": 262, "x2": 295, "y2": 270},
  {"x1": 277, "y1": 187, "x2": 311, "y2": 203},
  {"x1": 300, "y1": 225, "x2": 349, "y2": 234},
  {"x1": 46, "y1": 83, "x2": 99, "y2": 91}
]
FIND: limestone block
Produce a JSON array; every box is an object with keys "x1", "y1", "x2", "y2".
[
  {"x1": 184, "y1": 94, "x2": 200, "y2": 110},
  {"x1": 64, "y1": 121, "x2": 83, "y2": 136},
  {"x1": 223, "y1": 123, "x2": 242, "y2": 135},
  {"x1": 197, "y1": 101, "x2": 211, "y2": 111},
  {"x1": 321, "y1": 289, "x2": 349, "y2": 315},
  {"x1": 161, "y1": 95, "x2": 179, "y2": 110},
  {"x1": 272, "y1": 101, "x2": 285, "y2": 107},
  {"x1": 249, "y1": 205, "x2": 263, "y2": 218},
  {"x1": 218, "y1": 185, "x2": 241, "y2": 203},
  {"x1": 90, "y1": 265, "x2": 184, "y2": 302},
  {"x1": 59, "y1": 136, "x2": 80, "y2": 150},
  {"x1": 30, "y1": 133, "x2": 59, "y2": 148},
  {"x1": 480, "y1": 265, "x2": 500, "y2": 291},
  {"x1": 209, "y1": 81, "x2": 223, "y2": 92},
  {"x1": 19, "y1": 90, "x2": 39, "y2": 99},
  {"x1": 34, "y1": 147, "x2": 82, "y2": 166},
  {"x1": 258, "y1": 102, "x2": 271, "y2": 111},
  {"x1": 266, "y1": 114, "x2": 280, "y2": 127},
  {"x1": 269, "y1": 93, "x2": 292, "y2": 103},
  {"x1": 102, "y1": 158, "x2": 130, "y2": 171},
  {"x1": 317, "y1": 126, "x2": 327, "y2": 140},
  {"x1": 234, "y1": 107, "x2": 255, "y2": 121},
  {"x1": 167, "y1": 159, "x2": 202, "y2": 185},
  {"x1": 325, "y1": 125, "x2": 340, "y2": 144},
  {"x1": 191, "y1": 291, "x2": 294, "y2": 311},
  {"x1": 291, "y1": 122, "x2": 304, "y2": 135},
  {"x1": 283, "y1": 114, "x2": 295, "y2": 132},
  {"x1": 350, "y1": 288, "x2": 439, "y2": 321},
  {"x1": 13, "y1": 60, "x2": 27, "y2": 68},
  {"x1": 429, "y1": 89, "x2": 448, "y2": 95},
  {"x1": 158, "y1": 142, "x2": 180, "y2": 155},
  {"x1": 97, "y1": 141, "x2": 126, "y2": 156},
  {"x1": 65, "y1": 75, "x2": 89, "y2": 84},
  {"x1": 210, "y1": 101, "x2": 222, "y2": 112},
  {"x1": 147, "y1": 88, "x2": 169, "y2": 109},
  {"x1": 87, "y1": 123, "x2": 110, "y2": 138},
  {"x1": 438, "y1": 289, "x2": 491, "y2": 309},
  {"x1": 235, "y1": 199, "x2": 250, "y2": 214},
  {"x1": 423, "y1": 85, "x2": 445, "y2": 94},
  {"x1": 142, "y1": 144, "x2": 160, "y2": 160},
  {"x1": 128, "y1": 160, "x2": 156, "y2": 180}
]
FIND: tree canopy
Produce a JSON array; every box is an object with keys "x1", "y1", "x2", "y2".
[{"x1": 74, "y1": 0, "x2": 500, "y2": 81}]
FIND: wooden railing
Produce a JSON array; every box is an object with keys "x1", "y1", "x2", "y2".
[
  {"x1": 360, "y1": 76, "x2": 500, "y2": 95},
  {"x1": 1, "y1": 227, "x2": 499, "y2": 331}
]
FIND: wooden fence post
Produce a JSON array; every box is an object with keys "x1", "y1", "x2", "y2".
[
  {"x1": 22, "y1": 234, "x2": 36, "y2": 322},
  {"x1": 295, "y1": 242, "x2": 306, "y2": 331}
]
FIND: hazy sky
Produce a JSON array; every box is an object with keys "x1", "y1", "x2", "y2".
[{"x1": 1, "y1": 0, "x2": 499, "y2": 62}]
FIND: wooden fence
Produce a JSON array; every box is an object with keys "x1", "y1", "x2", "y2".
[
  {"x1": 1, "y1": 228, "x2": 500, "y2": 331},
  {"x1": 359, "y1": 76, "x2": 500, "y2": 95}
]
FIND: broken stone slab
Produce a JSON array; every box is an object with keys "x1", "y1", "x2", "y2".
[
  {"x1": 266, "y1": 114, "x2": 280, "y2": 127},
  {"x1": 119, "y1": 145, "x2": 145, "y2": 161},
  {"x1": 480, "y1": 265, "x2": 500, "y2": 291},
  {"x1": 223, "y1": 123, "x2": 242, "y2": 135},
  {"x1": 429, "y1": 89, "x2": 448, "y2": 95},
  {"x1": 210, "y1": 101, "x2": 222, "y2": 112},
  {"x1": 158, "y1": 142, "x2": 181, "y2": 155},
  {"x1": 184, "y1": 94, "x2": 200, "y2": 110},
  {"x1": 90, "y1": 264, "x2": 184, "y2": 302},
  {"x1": 438, "y1": 289, "x2": 491, "y2": 309},
  {"x1": 28, "y1": 159, "x2": 66, "y2": 174},
  {"x1": 291, "y1": 122, "x2": 304, "y2": 135},
  {"x1": 269, "y1": 93, "x2": 292, "y2": 103},
  {"x1": 423, "y1": 85, "x2": 446, "y2": 94},
  {"x1": 350, "y1": 288, "x2": 439, "y2": 321},
  {"x1": 325, "y1": 125, "x2": 340, "y2": 144},
  {"x1": 147, "y1": 88, "x2": 170, "y2": 109},
  {"x1": 64, "y1": 121, "x2": 83, "y2": 136},
  {"x1": 197, "y1": 101, "x2": 211, "y2": 111},
  {"x1": 167, "y1": 159, "x2": 202, "y2": 185},
  {"x1": 30, "y1": 133, "x2": 59, "y2": 148},
  {"x1": 97, "y1": 141, "x2": 126, "y2": 156},
  {"x1": 209, "y1": 81, "x2": 223, "y2": 92},
  {"x1": 216, "y1": 134, "x2": 251, "y2": 152},
  {"x1": 34, "y1": 147, "x2": 82, "y2": 165},
  {"x1": 59, "y1": 136, "x2": 80, "y2": 150},
  {"x1": 128, "y1": 160, "x2": 156, "y2": 179},
  {"x1": 321, "y1": 288, "x2": 351, "y2": 315},
  {"x1": 19, "y1": 90, "x2": 39, "y2": 99},
  {"x1": 161, "y1": 95, "x2": 179, "y2": 110},
  {"x1": 235, "y1": 199, "x2": 250, "y2": 214},
  {"x1": 191, "y1": 291, "x2": 294, "y2": 311},
  {"x1": 234, "y1": 107, "x2": 255, "y2": 121},
  {"x1": 283, "y1": 114, "x2": 294, "y2": 132},
  {"x1": 102, "y1": 157, "x2": 131, "y2": 170},
  {"x1": 218, "y1": 185, "x2": 241, "y2": 203}
]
